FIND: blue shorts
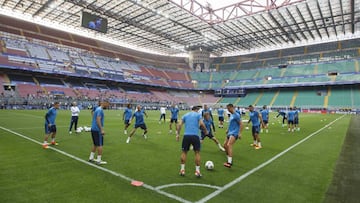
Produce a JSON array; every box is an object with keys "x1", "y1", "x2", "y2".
[
  {"x1": 182, "y1": 135, "x2": 201, "y2": 152},
  {"x1": 218, "y1": 117, "x2": 224, "y2": 122},
  {"x1": 45, "y1": 124, "x2": 56, "y2": 134},
  {"x1": 294, "y1": 118, "x2": 299, "y2": 124},
  {"x1": 288, "y1": 120, "x2": 294, "y2": 125},
  {"x1": 170, "y1": 118, "x2": 178, "y2": 123},
  {"x1": 135, "y1": 123, "x2": 147, "y2": 130},
  {"x1": 124, "y1": 119, "x2": 130, "y2": 125},
  {"x1": 227, "y1": 134, "x2": 239, "y2": 140},
  {"x1": 252, "y1": 125, "x2": 260, "y2": 134},
  {"x1": 263, "y1": 120, "x2": 268, "y2": 125},
  {"x1": 91, "y1": 130, "x2": 103, "y2": 146}
]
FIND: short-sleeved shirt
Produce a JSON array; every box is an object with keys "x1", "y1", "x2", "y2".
[
  {"x1": 287, "y1": 111, "x2": 295, "y2": 121},
  {"x1": 249, "y1": 111, "x2": 261, "y2": 126},
  {"x1": 91, "y1": 107, "x2": 104, "y2": 132},
  {"x1": 202, "y1": 118, "x2": 213, "y2": 134},
  {"x1": 45, "y1": 107, "x2": 57, "y2": 125},
  {"x1": 182, "y1": 111, "x2": 202, "y2": 136},
  {"x1": 133, "y1": 110, "x2": 146, "y2": 125},
  {"x1": 260, "y1": 109, "x2": 269, "y2": 121},
  {"x1": 124, "y1": 108, "x2": 132, "y2": 121},
  {"x1": 227, "y1": 112, "x2": 241, "y2": 136},
  {"x1": 202, "y1": 109, "x2": 213, "y2": 119},
  {"x1": 217, "y1": 108, "x2": 225, "y2": 118},
  {"x1": 170, "y1": 107, "x2": 179, "y2": 119}
]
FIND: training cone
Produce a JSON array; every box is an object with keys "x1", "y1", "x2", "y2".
[{"x1": 131, "y1": 180, "x2": 144, "y2": 187}]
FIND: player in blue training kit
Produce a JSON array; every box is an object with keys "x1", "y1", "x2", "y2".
[
  {"x1": 88, "y1": 100, "x2": 110, "y2": 165},
  {"x1": 123, "y1": 104, "x2": 132, "y2": 135},
  {"x1": 201, "y1": 112, "x2": 225, "y2": 151},
  {"x1": 217, "y1": 106, "x2": 225, "y2": 128},
  {"x1": 248, "y1": 105, "x2": 265, "y2": 149},
  {"x1": 287, "y1": 107, "x2": 296, "y2": 132},
  {"x1": 43, "y1": 102, "x2": 60, "y2": 149},
  {"x1": 126, "y1": 105, "x2": 148, "y2": 143},
  {"x1": 202, "y1": 104, "x2": 213, "y2": 120},
  {"x1": 169, "y1": 104, "x2": 179, "y2": 134},
  {"x1": 276, "y1": 109, "x2": 287, "y2": 127},
  {"x1": 223, "y1": 103, "x2": 243, "y2": 168},
  {"x1": 294, "y1": 106, "x2": 300, "y2": 131},
  {"x1": 260, "y1": 105, "x2": 269, "y2": 133},
  {"x1": 176, "y1": 106, "x2": 208, "y2": 177}
]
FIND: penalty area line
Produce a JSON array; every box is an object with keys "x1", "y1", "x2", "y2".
[
  {"x1": 0, "y1": 126, "x2": 191, "y2": 203},
  {"x1": 196, "y1": 114, "x2": 346, "y2": 203}
]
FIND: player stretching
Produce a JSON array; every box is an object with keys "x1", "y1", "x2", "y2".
[
  {"x1": 88, "y1": 100, "x2": 110, "y2": 165},
  {"x1": 176, "y1": 106, "x2": 208, "y2": 177},
  {"x1": 248, "y1": 105, "x2": 265, "y2": 149},
  {"x1": 43, "y1": 102, "x2": 60, "y2": 149},
  {"x1": 123, "y1": 104, "x2": 132, "y2": 135},
  {"x1": 217, "y1": 106, "x2": 225, "y2": 128},
  {"x1": 260, "y1": 105, "x2": 269, "y2": 133},
  {"x1": 276, "y1": 109, "x2": 287, "y2": 127},
  {"x1": 223, "y1": 103, "x2": 243, "y2": 168},
  {"x1": 201, "y1": 112, "x2": 225, "y2": 151},
  {"x1": 169, "y1": 104, "x2": 179, "y2": 134},
  {"x1": 126, "y1": 105, "x2": 148, "y2": 143}
]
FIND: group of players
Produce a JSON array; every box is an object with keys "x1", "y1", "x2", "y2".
[{"x1": 41, "y1": 100, "x2": 299, "y2": 176}]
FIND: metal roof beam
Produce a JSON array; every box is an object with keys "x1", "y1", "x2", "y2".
[
  {"x1": 338, "y1": 0, "x2": 345, "y2": 34},
  {"x1": 267, "y1": 11, "x2": 295, "y2": 43},
  {"x1": 276, "y1": 10, "x2": 301, "y2": 42},
  {"x1": 33, "y1": 0, "x2": 56, "y2": 17},
  {"x1": 305, "y1": 2, "x2": 322, "y2": 39},
  {"x1": 327, "y1": 0, "x2": 338, "y2": 36},
  {"x1": 350, "y1": 0, "x2": 355, "y2": 33},
  {"x1": 295, "y1": 5, "x2": 315, "y2": 40},
  {"x1": 285, "y1": 7, "x2": 307, "y2": 40},
  {"x1": 316, "y1": 0, "x2": 329, "y2": 38}
]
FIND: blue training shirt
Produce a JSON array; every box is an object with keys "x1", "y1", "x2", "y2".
[
  {"x1": 45, "y1": 107, "x2": 57, "y2": 125},
  {"x1": 227, "y1": 112, "x2": 241, "y2": 136},
  {"x1": 170, "y1": 107, "x2": 179, "y2": 119},
  {"x1": 287, "y1": 110, "x2": 295, "y2": 121},
  {"x1": 91, "y1": 107, "x2": 104, "y2": 131},
  {"x1": 249, "y1": 111, "x2": 260, "y2": 126},
  {"x1": 133, "y1": 110, "x2": 146, "y2": 125},
  {"x1": 260, "y1": 109, "x2": 269, "y2": 121},
  {"x1": 124, "y1": 108, "x2": 132, "y2": 120},
  {"x1": 217, "y1": 108, "x2": 225, "y2": 118},
  {"x1": 182, "y1": 111, "x2": 202, "y2": 136},
  {"x1": 203, "y1": 118, "x2": 214, "y2": 133}
]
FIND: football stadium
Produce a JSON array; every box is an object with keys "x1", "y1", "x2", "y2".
[{"x1": 0, "y1": 0, "x2": 359, "y2": 202}]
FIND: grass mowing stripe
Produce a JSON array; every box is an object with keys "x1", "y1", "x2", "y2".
[
  {"x1": 0, "y1": 126, "x2": 192, "y2": 203},
  {"x1": 196, "y1": 114, "x2": 346, "y2": 203}
]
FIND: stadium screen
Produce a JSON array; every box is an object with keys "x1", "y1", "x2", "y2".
[{"x1": 81, "y1": 11, "x2": 108, "y2": 33}]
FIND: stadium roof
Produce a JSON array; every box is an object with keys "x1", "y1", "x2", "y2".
[{"x1": 0, "y1": 0, "x2": 359, "y2": 56}]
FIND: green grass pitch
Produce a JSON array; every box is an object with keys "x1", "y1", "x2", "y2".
[{"x1": 0, "y1": 109, "x2": 351, "y2": 203}]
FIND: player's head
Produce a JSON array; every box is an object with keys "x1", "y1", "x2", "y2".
[
  {"x1": 289, "y1": 107, "x2": 293, "y2": 110},
  {"x1": 100, "y1": 99, "x2": 110, "y2": 109},
  {"x1": 136, "y1": 105, "x2": 142, "y2": 111},
  {"x1": 226, "y1": 103, "x2": 234, "y2": 113},
  {"x1": 72, "y1": 102, "x2": 77, "y2": 106},
  {"x1": 263, "y1": 105, "x2": 267, "y2": 109},
  {"x1": 204, "y1": 104, "x2": 208, "y2": 110},
  {"x1": 171, "y1": 104, "x2": 175, "y2": 108},
  {"x1": 53, "y1": 102, "x2": 60, "y2": 109},
  {"x1": 191, "y1": 105, "x2": 200, "y2": 111},
  {"x1": 248, "y1": 105, "x2": 254, "y2": 112},
  {"x1": 127, "y1": 103, "x2": 131, "y2": 108},
  {"x1": 204, "y1": 112, "x2": 210, "y2": 120}
]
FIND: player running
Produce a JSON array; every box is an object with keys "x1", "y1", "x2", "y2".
[
  {"x1": 248, "y1": 105, "x2": 265, "y2": 149},
  {"x1": 176, "y1": 105, "x2": 208, "y2": 177},
  {"x1": 126, "y1": 105, "x2": 148, "y2": 143},
  {"x1": 223, "y1": 103, "x2": 243, "y2": 168},
  {"x1": 123, "y1": 104, "x2": 132, "y2": 135},
  {"x1": 43, "y1": 102, "x2": 60, "y2": 149},
  {"x1": 201, "y1": 112, "x2": 225, "y2": 151}
]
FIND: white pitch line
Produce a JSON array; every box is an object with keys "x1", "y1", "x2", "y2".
[
  {"x1": 156, "y1": 183, "x2": 221, "y2": 190},
  {"x1": 0, "y1": 126, "x2": 192, "y2": 203},
  {"x1": 196, "y1": 114, "x2": 346, "y2": 203}
]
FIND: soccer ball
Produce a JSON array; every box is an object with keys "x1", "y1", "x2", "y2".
[{"x1": 205, "y1": 161, "x2": 214, "y2": 170}]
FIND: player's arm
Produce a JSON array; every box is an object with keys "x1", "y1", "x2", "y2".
[
  {"x1": 176, "y1": 120, "x2": 183, "y2": 141},
  {"x1": 96, "y1": 114, "x2": 104, "y2": 135},
  {"x1": 211, "y1": 121, "x2": 215, "y2": 133},
  {"x1": 238, "y1": 119, "x2": 243, "y2": 139},
  {"x1": 45, "y1": 110, "x2": 51, "y2": 126},
  {"x1": 259, "y1": 113, "x2": 265, "y2": 128},
  {"x1": 199, "y1": 120, "x2": 209, "y2": 136}
]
